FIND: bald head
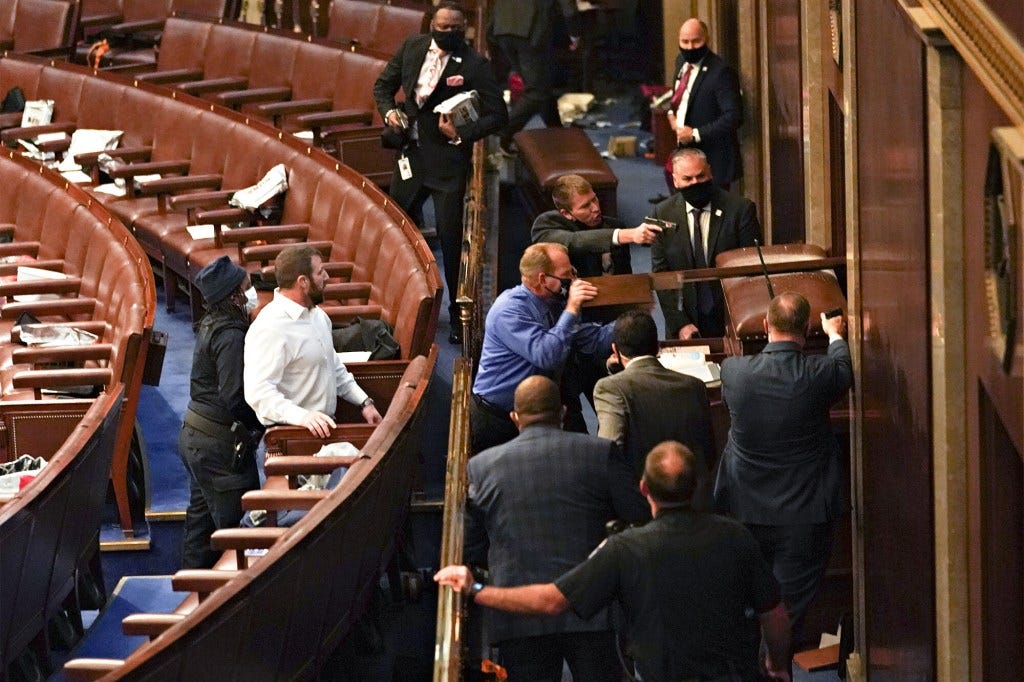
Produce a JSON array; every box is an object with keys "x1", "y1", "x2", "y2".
[
  {"x1": 512, "y1": 376, "x2": 562, "y2": 428},
  {"x1": 642, "y1": 442, "x2": 697, "y2": 506},
  {"x1": 766, "y1": 292, "x2": 811, "y2": 339},
  {"x1": 679, "y1": 18, "x2": 708, "y2": 46}
]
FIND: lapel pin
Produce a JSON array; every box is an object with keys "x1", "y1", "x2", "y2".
[
  {"x1": 453, "y1": 56, "x2": 462, "y2": 63},
  {"x1": 715, "y1": 209, "x2": 722, "y2": 216}
]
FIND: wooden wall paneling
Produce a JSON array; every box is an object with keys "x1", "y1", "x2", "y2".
[
  {"x1": 801, "y1": 0, "x2": 831, "y2": 249},
  {"x1": 855, "y1": 1, "x2": 936, "y2": 678}
]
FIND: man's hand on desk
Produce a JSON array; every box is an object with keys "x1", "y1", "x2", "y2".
[
  {"x1": 300, "y1": 410, "x2": 337, "y2": 439},
  {"x1": 619, "y1": 223, "x2": 662, "y2": 245},
  {"x1": 566, "y1": 278, "x2": 598, "y2": 316},
  {"x1": 678, "y1": 324, "x2": 700, "y2": 341}
]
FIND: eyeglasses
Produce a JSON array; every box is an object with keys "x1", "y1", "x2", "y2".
[{"x1": 542, "y1": 268, "x2": 578, "y2": 282}]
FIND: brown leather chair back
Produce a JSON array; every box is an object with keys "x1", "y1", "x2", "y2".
[
  {"x1": 155, "y1": 15, "x2": 213, "y2": 71},
  {"x1": 12, "y1": 0, "x2": 77, "y2": 53}
]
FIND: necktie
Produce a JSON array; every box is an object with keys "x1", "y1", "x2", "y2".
[
  {"x1": 417, "y1": 49, "x2": 445, "y2": 107},
  {"x1": 691, "y1": 207, "x2": 715, "y2": 318},
  {"x1": 670, "y1": 63, "x2": 693, "y2": 110}
]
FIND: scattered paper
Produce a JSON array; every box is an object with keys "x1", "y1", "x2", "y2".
[
  {"x1": 21, "y1": 324, "x2": 99, "y2": 347},
  {"x1": 92, "y1": 182, "x2": 126, "y2": 197},
  {"x1": 61, "y1": 169, "x2": 93, "y2": 184},
  {"x1": 13, "y1": 265, "x2": 67, "y2": 302},
  {"x1": 186, "y1": 224, "x2": 228, "y2": 240},
  {"x1": 336, "y1": 351, "x2": 372, "y2": 364},
  {"x1": 230, "y1": 163, "x2": 288, "y2": 210},
  {"x1": 21, "y1": 99, "x2": 54, "y2": 128}
]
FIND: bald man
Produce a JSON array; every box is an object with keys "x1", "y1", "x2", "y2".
[
  {"x1": 664, "y1": 18, "x2": 743, "y2": 188},
  {"x1": 462, "y1": 375, "x2": 648, "y2": 681}
]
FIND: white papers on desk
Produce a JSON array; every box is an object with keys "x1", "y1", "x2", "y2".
[
  {"x1": 60, "y1": 169, "x2": 93, "y2": 184},
  {"x1": 336, "y1": 351, "x2": 371, "y2": 364},
  {"x1": 13, "y1": 265, "x2": 67, "y2": 302},
  {"x1": 92, "y1": 182, "x2": 126, "y2": 197},
  {"x1": 658, "y1": 346, "x2": 721, "y2": 385},
  {"x1": 186, "y1": 224, "x2": 231, "y2": 240},
  {"x1": 292, "y1": 130, "x2": 314, "y2": 141}
]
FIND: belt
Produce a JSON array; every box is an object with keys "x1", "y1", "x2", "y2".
[
  {"x1": 183, "y1": 409, "x2": 234, "y2": 444},
  {"x1": 472, "y1": 393, "x2": 510, "y2": 417}
]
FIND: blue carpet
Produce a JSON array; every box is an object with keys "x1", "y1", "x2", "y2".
[{"x1": 50, "y1": 576, "x2": 181, "y2": 680}]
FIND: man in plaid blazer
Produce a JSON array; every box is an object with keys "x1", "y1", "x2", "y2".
[{"x1": 464, "y1": 375, "x2": 649, "y2": 681}]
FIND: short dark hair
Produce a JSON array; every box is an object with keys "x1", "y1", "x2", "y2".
[
  {"x1": 613, "y1": 310, "x2": 659, "y2": 358},
  {"x1": 274, "y1": 245, "x2": 320, "y2": 289},
  {"x1": 513, "y1": 375, "x2": 562, "y2": 423},
  {"x1": 431, "y1": 1, "x2": 467, "y2": 22},
  {"x1": 642, "y1": 442, "x2": 697, "y2": 505},
  {"x1": 767, "y1": 291, "x2": 811, "y2": 335}
]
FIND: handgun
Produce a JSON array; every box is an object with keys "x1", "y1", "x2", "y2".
[
  {"x1": 642, "y1": 216, "x2": 678, "y2": 230},
  {"x1": 824, "y1": 307, "x2": 843, "y2": 319}
]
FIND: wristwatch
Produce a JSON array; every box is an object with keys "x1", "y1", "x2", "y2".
[
  {"x1": 360, "y1": 397, "x2": 375, "y2": 408},
  {"x1": 467, "y1": 581, "x2": 484, "y2": 600}
]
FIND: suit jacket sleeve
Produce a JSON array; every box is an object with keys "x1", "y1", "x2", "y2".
[
  {"x1": 695, "y1": 61, "x2": 743, "y2": 145},
  {"x1": 593, "y1": 377, "x2": 626, "y2": 449},
  {"x1": 531, "y1": 212, "x2": 616, "y2": 253},
  {"x1": 606, "y1": 441, "x2": 650, "y2": 523},
  {"x1": 463, "y1": 461, "x2": 489, "y2": 567},
  {"x1": 650, "y1": 204, "x2": 692, "y2": 334},
  {"x1": 455, "y1": 55, "x2": 508, "y2": 143},
  {"x1": 824, "y1": 339, "x2": 854, "y2": 402},
  {"x1": 373, "y1": 39, "x2": 407, "y2": 119}
]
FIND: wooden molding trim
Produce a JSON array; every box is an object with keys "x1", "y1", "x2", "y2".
[{"x1": 918, "y1": 0, "x2": 1024, "y2": 125}]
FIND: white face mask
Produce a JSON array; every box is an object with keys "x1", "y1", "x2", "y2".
[{"x1": 243, "y1": 286, "x2": 258, "y2": 313}]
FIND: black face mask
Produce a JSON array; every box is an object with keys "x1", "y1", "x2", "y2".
[
  {"x1": 432, "y1": 29, "x2": 465, "y2": 53},
  {"x1": 680, "y1": 180, "x2": 715, "y2": 208},
  {"x1": 679, "y1": 44, "x2": 709, "y2": 64},
  {"x1": 544, "y1": 274, "x2": 572, "y2": 301}
]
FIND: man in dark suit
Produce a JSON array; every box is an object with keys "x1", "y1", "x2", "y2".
[
  {"x1": 651, "y1": 148, "x2": 760, "y2": 339},
  {"x1": 489, "y1": 0, "x2": 569, "y2": 151},
  {"x1": 531, "y1": 173, "x2": 662, "y2": 278},
  {"x1": 465, "y1": 375, "x2": 649, "y2": 681},
  {"x1": 593, "y1": 311, "x2": 714, "y2": 495},
  {"x1": 664, "y1": 18, "x2": 743, "y2": 188},
  {"x1": 373, "y1": 1, "x2": 507, "y2": 344},
  {"x1": 713, "y1": 292, "x2": 852, "y2": 642}
]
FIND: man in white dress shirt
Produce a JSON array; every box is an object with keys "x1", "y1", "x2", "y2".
[{"x1": 244, "y1": 245, "x2": 383, "y2": 437}]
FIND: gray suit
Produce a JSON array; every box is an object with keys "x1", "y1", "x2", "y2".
[
  {"x1": 593, "y1": 356, "x2": 714, "y2": 479},
  {"x1": 464, "y1": 423, "x2": 649, "y2": 644}
]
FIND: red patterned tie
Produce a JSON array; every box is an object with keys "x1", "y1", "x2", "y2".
[{"x1": 669, "y1": 63, "x2": 693, "y2": 110}]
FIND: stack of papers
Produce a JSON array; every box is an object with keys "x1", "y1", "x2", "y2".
[
  {"x1": 230, "y1": 164, "x2": 288, "y2": 210},
  {"x1": 658, "y1": 346, "x2": 721, "y2": 385}
]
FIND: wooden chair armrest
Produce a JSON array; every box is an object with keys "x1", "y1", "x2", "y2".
[
  {"x1": 1, "y1": 122, "x2": 75, "y2": 142},
  {"x1": 242, "y1": 241, "x2": 331, "y2": 265},
  {"x1": 263, "y1": 455, "x2": 363, "y2": 477},
  {"x1": 262, "y1": 422, "x2": 375, "y2": 456},
  {"x1": 136, "y1": 173, "x2": 222, "y2": 197},
  {"x1": 323, "y1": 282, "x2": 371, "y2": 300},
  {"x1": 240, "y1": 489, "x2": 328, "y2": 511},
  {"x1": 297, "y1": 108, "x2": 374, "y2": 129},
  {"x1": 321, "y1": 304, "x2": 383, "y2": 324},
  {"x1": 194, "y1": 207, "x2": 249, "y2": 224},
  {"x1": 0, "y1": 223, "x2": 14, "y2": 237},
  {"x1": 256, "y1": 97, "x2": 331, "y2": 117},
  {"x1": 121, "y1": 613, "x2": 185, "y2": 638},
  {"x1": 0, "y1": 277, "x2": 81, "y2": 297},
  {"x1": 136, "y1": 68, "x2": 203, "y2": 86},
  {"x1": 12, "y1": 368, "x2": 113, "y2": 393},
  {"x1": 1, "y1": 297, "x2": 97, "y2": 319},
  {"x1": 35, "y1": 136, "x2": 70, "y2": 153},
  {"x1": 62, "y1": 658, "x2": 124, "y2": 680},
  {"x1": 12, "y1": 321, "x2": 106, "y2": 343},
  {"x1": 177, "y1": 77, "x2": 249, "y2": 96},
  {"x1": 107, "y1": 159, "x2": 190, "y2": 178},
  {"x1": 0, "y1": 259, "x2": 63, "y2": 277},
  {"x1": 168, "y1": 190, "x2": 234, "y2": 211},
  {"x1": 79, "y1": 12, "x2": 122, "y2": 28},
  {"x1": 171, "y1": 569, "x2": 236, "y2": 598},
  {"x1": 259, "y1": 260, "x2": 353, "y2": 282},
  {"x1": 211, "y1": 527, "x2": 289, "y2": 569},
  {"x1": 219, "y1": 224, "x2": 310, "y2": 244},
  {"x1": 12, "y1": 343, "x2": 113, "y2": 365},
  {"x1": 215, "y1": 86, "x2": 291, "y2": 109},
  {"x1": 74, "y1": 145, "x2": 152, "y2": 166},
  {"x1": 0, "y1": 241, "x2": 40, "y2": 257}
]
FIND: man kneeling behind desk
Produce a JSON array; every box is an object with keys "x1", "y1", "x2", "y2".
[{"x1": 436, "y1": 442, "x2": 793, "y2": 682}]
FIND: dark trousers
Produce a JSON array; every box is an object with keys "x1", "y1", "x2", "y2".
[
  {"x1": 469, "y1": 394, "x2": 519, "y2": 454},
  {"x1": 497, "y1": 631, "x2": 621, "y2": 682},
  {"x1": 746, "y1": 522, "x2": 834, "y2": 642},
  {"x1": 389, "y1": 169, "x2": 465, "y2": 319},
  {"x1": 179, "y1": 424, "x2": 259, "y2": 568},
  {"x1": 492, "y1": 34, "x2": 562, "y2": 145}
]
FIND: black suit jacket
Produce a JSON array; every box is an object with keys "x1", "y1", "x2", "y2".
[
  {"x1": 530, "y1": 210, "x2": 632, "y2": 278},
  {"x1": 373, "y1": 34, "x2": 507, "y2": 192},
  {"x1": 464, "y1": 424, "x2": 649, "y2": 642},
  {"x1": 650, "y1": 188, "x2": 760, "y2": 337},
  {"x1": 672, "y1": 51, "x2": 743, "y2": 185},
  {"x1": 713, "y1": 340, "x2": 853, "y2": 525}
]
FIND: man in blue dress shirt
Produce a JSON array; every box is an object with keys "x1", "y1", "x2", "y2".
[{"x1": 470, "y1": 242, "x2": 613, "y2": 452}]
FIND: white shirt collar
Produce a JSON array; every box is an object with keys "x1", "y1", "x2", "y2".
[{"x1": 272, "y1": 289, "x2": 310, "y2": 320}]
